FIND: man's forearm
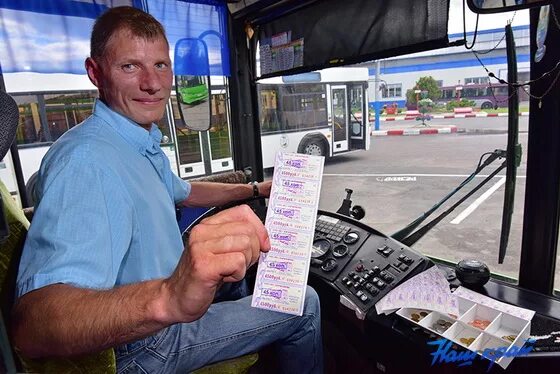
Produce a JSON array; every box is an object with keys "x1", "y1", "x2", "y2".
[
  {"x1": 12, "y1": 280, "x2": 175, "y2": 359},
  {"x1": 182, "y1": 181, "x2": 253, "y2": 208}
]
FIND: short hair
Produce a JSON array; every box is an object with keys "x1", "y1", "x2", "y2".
[{"x1": 90, "y1": 6, "x2": 168, "y2": 60}]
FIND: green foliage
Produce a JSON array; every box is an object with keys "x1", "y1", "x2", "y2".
[
  {"x1": 446, "y1": 98, "x2": 476, "y2": 111},
  {"x1": 418, "y1": 98, "x2": 434, "y2": 113},
  {"x1": 406, "y1": 76, "x2": 441, "y2": 106}
]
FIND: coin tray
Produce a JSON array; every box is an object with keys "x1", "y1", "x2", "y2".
[{"x1": 396, "y1": 295, "x2": 531, "y2": 368}]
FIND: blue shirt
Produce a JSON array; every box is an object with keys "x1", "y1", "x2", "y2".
[{"x1": 17, "y1": 100, "x2": 191, "y2": 297}]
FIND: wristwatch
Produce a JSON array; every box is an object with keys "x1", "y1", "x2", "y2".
[{"x1": 250, "y1": 181, "x2": 260, "y2": 197}]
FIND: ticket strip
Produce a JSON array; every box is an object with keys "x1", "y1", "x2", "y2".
[{"x1": 251, "y1": 152, "x2": 324, "y2": 315}]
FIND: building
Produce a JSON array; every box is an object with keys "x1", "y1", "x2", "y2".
[{"x1": 363, "y1": 25, "x2": 530, "y2": 109}]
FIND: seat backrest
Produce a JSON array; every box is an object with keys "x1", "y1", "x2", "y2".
[
  {"x1": 0, "y1": 91, "x2": 18, "y2": 164},
  {"x1": 0, "y1": 181, "x2": 27, "y2": 373},
  {"x1": 24, "y1": 171, "x2": 39, "y2": 208},
  {"x1": 0, "y1": 90, "x2": 24, "y2": 372},
  {"x1": 0, "y1": 182, "x2": 29, "y2": 322}
]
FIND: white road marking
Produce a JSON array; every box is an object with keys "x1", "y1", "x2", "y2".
[{"x1": 450, "y1": 177, "x2": 506, "y2": 225}]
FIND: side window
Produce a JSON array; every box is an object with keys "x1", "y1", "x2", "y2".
[
  {"x1": 13, "y1": 91, "x2": 97, "y2": 145},
  {"x1": 382, "y1": 83, "x2": 402, "y2": 98},
  {"x1": 465, "y1": 77, "x2": 490, "y2": 85},
  {"x1": 258, "y1": 87, "x2": 281, "y2": 134},
  {"x1": 14, "y1": 95, "x2": 41, "y2": 144},
  {"x1": 209, "y1": 92, "x2": 232, "y2": 160}
]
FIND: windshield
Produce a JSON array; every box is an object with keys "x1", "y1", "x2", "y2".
[{"x1": 259, "y1": 3, "x2": 538, "y2": 288}]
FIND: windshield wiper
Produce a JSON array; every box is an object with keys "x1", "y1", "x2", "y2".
[{"x1": 392, "y1": 149, "x2": 506, "y2": 243}]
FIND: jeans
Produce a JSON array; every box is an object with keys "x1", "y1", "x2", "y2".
[{"x1": 115, "y1": 283, "x2": 323, "y2": 373}]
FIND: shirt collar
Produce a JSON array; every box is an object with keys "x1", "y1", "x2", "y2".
[{"x1": 92, "y1": 99, "x2": 163, "y2": 156}]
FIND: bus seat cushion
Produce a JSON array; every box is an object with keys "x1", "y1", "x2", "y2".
[
  {"x1": 191, "y1": 353, "x2": 259, "y2": 374},
  {"x1": 20, "y1": 350, "x2": 117, "y2": 374}
]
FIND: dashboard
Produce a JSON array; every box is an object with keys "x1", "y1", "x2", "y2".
[
  {"x1": 185, "y1": 198, "x2": 432, "y2": 317},
  {"x1": 309, "y1": 210, "x2": 432, "y2": 316}
]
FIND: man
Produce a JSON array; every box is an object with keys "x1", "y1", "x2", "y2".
[{"x1": 12, "y1": 6, "x2": 323, "y2": 373}]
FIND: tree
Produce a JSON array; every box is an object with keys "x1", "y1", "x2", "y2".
[
  {"x1": 417, "y1": 98, "x2": 434, "y2": 126},
  {"x1": 406, "y1": 76, "x2": 441, "y2": 107}
]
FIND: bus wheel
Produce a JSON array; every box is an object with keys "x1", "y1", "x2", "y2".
[
  {"x1": 300, "y1": 139, "x2": 326, "y2": 156},
  {"x1": 481, "y1": 102, "x2": 493, "y2": 110}
]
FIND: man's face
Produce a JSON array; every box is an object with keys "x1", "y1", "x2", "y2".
[{"x1": 87, "y1": 29, "x2": 173, "y2": 129}]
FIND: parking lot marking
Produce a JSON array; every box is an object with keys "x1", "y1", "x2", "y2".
[{"x1": 450, "y1": 177, "x2": 506, "y2": 225}]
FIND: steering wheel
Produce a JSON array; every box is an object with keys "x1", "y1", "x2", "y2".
[{"x1": 181, "y1": 196, "x2": 269, "y2": 243}]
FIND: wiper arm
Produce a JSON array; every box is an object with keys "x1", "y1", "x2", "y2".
[
  {"x1": 392, "y1": 149, "x2": 506, "y2": 242},
  {"x1": 498, "y1": 23, "x2": 521, "y2": 264},
  {"x1": 400, "y1": 160, "x2": 507, "y2": 247}
]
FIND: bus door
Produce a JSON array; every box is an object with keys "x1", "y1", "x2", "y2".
[
  {"x1": 329, "y1": 85, "x2": 349, "y2": 153},
  {"x1": 169, "y1": 89, "x2": 234, "y2": 178},
  {"x1": 348, "y1": 84, "x2": 369, "y2": 151},
  {"x1": 207, "y1": 87, "x2": 234, "y2": 174}
]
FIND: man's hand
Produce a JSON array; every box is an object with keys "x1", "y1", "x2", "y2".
[{"x1": 163, "y1": 205, "x2": 270, "y2": 322}]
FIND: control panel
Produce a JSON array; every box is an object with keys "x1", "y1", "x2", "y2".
[{"x1": 309, "y1": 211, "x2": 429, "y2": 315}]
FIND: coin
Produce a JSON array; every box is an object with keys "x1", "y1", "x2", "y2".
[
  {"x1": 432, "y1": 323, "x2": 450, "y2": 334},
  {"x1": 460, "y1": 337, "x2": 475, "y2": 346},
  {"x1": 468, "y1": 319, "x2": 491, "y2": 330},
  {"x1": 419, "y1": 311, "x2": 428, "y2": 317}
]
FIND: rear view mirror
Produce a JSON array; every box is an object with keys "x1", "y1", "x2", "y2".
[
  {"x1": 467, "y1": 0, "x2": 554, "y2": 14},
  {"x1": 174, "y1": 38, "x2": 212, "y2": 131},
  {"x1": 175, "y1": 75, "x2": 211, "y2": 131}
]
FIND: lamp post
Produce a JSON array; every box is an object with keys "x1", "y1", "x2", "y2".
[{"x1": 456, "y1": 85, "x2": 463, "y2": 101}]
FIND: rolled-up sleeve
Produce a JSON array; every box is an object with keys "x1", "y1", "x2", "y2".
[
  {"x1": 16, "y1": 155, "x2": 133, "y2": 297},
  {"x1": 172, "y1": 173, "x2": 191, "y2": 204}
]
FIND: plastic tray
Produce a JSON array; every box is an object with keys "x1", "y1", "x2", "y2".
[{"x1": 396, "y1": 295, "x2": 531, "y2": 369}]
